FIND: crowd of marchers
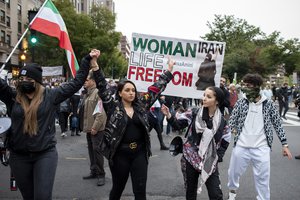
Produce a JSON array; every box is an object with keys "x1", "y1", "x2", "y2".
[{"x1": 0, "y1": 49, "x2": 298, "y2": 200}]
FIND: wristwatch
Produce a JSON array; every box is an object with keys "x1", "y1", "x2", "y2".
[{"x1": 282, "y1": 144, "x2": 289, "y2": 148}]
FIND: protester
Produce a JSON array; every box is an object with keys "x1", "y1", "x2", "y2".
[
  {"x1": 69, "y1": 92, "x2": 81, "y2": 136},
  {"x1": 262, "y1": 85, "x2": 273, "y2": 100},
  {"x1": 148, "y1": 99, "x2": 168, "y2": 150},
  {"x1": 219, "y1": 76, "x2": 230, "y2": 116},
  {"x1": 92, "y1": 55, "x2": 175, "y2": 200},
  {"x1": 82, "y1": 70, "x2": 107, "y2": 186},
  {"x1": 161, "y1": 86, "x2": 231, "y2": 200},
  {"x1": 277, "y1": 82, "x2": 290, "y2": 120},
  {"x1": 227, "y1": 73, "x2": 292, "y2": 200},
  {"x1": 228, "y1": 83, "x2": 238, "y2": 114},
  {"x1": 0, "y1": 49, "x2": 98, "y2": 200},
  {"x1": 163, "y1": 95, "x2": 176, "y2": 135},
  {"x1": 58, "y1": 95, "x2": 71, "y2": 137}
]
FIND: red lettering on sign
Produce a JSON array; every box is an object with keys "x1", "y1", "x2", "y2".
[
  {"x1": 136, "y1": 67, "x2": 145, "y2": 81},
  {"x1": 128, "y1": 66, "x2": 193, "y2": 87}
]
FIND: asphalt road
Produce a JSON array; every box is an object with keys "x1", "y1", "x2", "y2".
[{"x1": 1, "y1": 111, "x2": 300, "y2": 200}]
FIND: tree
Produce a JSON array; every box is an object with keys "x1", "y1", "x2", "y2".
[
  {"x1": 30, "y1": 0, "x2": 128, "y2": 79},
  {"x1": 89, "y1": 5, "x2": 127, "y2": 78},
  {"x1": 203, "y1": 15, "x2": 300, "y2": 81}
]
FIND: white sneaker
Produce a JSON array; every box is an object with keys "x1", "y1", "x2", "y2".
[
  {"x1": 61, "y1": 132, "x2": 67, "y2": 137},
  {"x1": 228, "y1": 192, "x2": 236, "y2": 200}
]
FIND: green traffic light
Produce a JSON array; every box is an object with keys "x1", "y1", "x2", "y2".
[{"x1": 30, "y1": 37, "x2": 37, "y2": 44}]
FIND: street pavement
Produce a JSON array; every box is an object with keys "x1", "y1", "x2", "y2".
[{"x1": 1, "y1": 109, "x2": 300, "y2": 200}]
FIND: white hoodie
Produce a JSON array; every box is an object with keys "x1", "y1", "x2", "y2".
[{"x1": 236, "y1": 95, "x2": 268, "y2": 148}]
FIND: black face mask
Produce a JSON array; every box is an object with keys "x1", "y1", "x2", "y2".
[{"x1": 19, "y1": 81, "x2": 36, "y2": 94}]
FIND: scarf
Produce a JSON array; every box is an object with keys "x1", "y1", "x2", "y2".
[{"x1": 194, "y1": 105, "x2": 221, "y2": 194}]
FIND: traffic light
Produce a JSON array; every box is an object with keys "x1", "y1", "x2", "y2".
[{"x1": 30, "y1": 29, "x2": 37, "y2": 44}]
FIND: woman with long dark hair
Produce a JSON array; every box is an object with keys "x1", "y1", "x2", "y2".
[
  {"x1": 161, "y1": 86, "x2": 231, "y2": 200},
  {"x1": 92, "y1": 56, "x2": 175, "y2": 200}
]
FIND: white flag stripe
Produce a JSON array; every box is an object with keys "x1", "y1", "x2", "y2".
[{"x1": 37, "y1": 6, "x2": 66, "y2": 32}]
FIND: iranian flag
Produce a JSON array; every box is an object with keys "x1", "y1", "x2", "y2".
[{"x1": 29, "y1": 0, "x2": 79, "y2": 77}]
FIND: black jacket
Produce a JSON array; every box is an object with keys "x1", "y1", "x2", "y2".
[
  {"x1": 93, "y1": 69, "x2": 173, "y2": 164},
  {"x1": 0, "y1": 55, "x2": 92, "y2": 153}
]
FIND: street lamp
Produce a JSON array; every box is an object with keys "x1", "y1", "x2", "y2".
[{"x1": 20, "y1": 53, "x2": 26, "y2": 67}]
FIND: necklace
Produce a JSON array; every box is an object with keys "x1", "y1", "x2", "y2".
[{"x1": 125, "y1": 107, "x2": 134, "y2": 116}]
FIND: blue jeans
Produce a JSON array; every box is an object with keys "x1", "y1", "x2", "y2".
[{"x1": 9, "y1": 147, "x2": 58, "y2": 200}]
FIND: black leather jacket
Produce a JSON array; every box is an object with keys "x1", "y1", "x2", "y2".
[{"x1": 93, "y1": 69, "x2": 173, "y2": 164}]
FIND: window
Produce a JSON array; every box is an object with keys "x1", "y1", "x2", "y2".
[
  {"x1": 0, "y1": 10, "x2": 5, "y2": 23},
  {"x1": 18, "y1": 22, "x2": 21, "y2": 33},
  {"x1": 6, "y1": 34, "x2": 10, "y2": 46},
  {"x1": 5, "y1": 0, "x2": 9, "y2": 8},
  {"x1": 6, "y1": 16, "x2": 9, "y2": 27},
  {"x1": 1, "y1": 30, "x2": 5, "y2": 42},
  {"x1": 17, "y1": 4, "x2": 21, "y2": 15}
]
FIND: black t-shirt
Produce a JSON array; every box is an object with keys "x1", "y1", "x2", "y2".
[{"x1": 121, "y1": 112, "x2": 145, "y2": 144}]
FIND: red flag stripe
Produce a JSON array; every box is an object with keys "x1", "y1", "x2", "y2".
[{"x1": 31, "y1": 18, "x2": 73, "y2": 52}]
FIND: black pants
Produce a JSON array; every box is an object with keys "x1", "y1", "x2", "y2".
[
  {"x1": 279, "y1": 100, "x2": 289, "y2": 117},
  {"x1": 86, "y1": 132, "x2": 105, "y2": 177},
  {"x1": 59, "y1": 111, "x2": 69, "y2": 133},
  {"x1": 185, "y1": 158, "x2": 223, "y2": 200},
  {"x1": 9, "y1": 147, "x2": 58, "y2": 200},
  {"x1": 109, "y1": 145, "x2": 148, "y2": 200}
]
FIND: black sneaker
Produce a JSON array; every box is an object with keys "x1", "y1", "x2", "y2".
[
  {"x1": 282, "y1": 116, "x2": 287, "y2": 120},
  {"x1": 97, "y1": 177, "x2": 105, "y2": 186},
  {"x1": 160, "y1": 145, "x2": 169, "y2": 150},
  {"x1": 83, "y1": 174, "x2": 97, "y2": 179}
]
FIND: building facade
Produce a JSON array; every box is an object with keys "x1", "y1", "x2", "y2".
[
  {"x1": 0, "y1": 0, "x2": 42, "y2": 75},
  {"x1": 0, "y1": 0, "x2": 129, "y2": 77},
  {"x1": 71, "y1": 0, "x2": 115, "y2": 14},
  {"x1": 119, "y1": 35, "x2": 130, "y2": 62}
]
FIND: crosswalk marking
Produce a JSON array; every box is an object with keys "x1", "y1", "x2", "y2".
[{"x1": 282, "y1": 112, "x2": 300, "y2": 126}]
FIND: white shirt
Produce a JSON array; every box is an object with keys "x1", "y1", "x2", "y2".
[{"x1": 237, "y1": 95, "x2": 268, "y2": 148}]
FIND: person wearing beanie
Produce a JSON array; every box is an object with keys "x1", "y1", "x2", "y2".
[
  {"x1": 161, "y1": 86, "x2": 231, "y2": 200},
  {"x1": 227, "y1": 73, "x2": 292, "y2": 200},
  {"x1": 19, "y1": 63, "x2": 43, "y2": 84},
  {"x1": 0, "y1": 49, "x2": 100, "y2": 200}
]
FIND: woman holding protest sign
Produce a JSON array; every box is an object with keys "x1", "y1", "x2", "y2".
[{"x1": 92, "y1": 55, "x2": 175, "y2": 200}]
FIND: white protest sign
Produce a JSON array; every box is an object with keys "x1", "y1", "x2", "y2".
[{"x1": 127, "y1": 33, "x2": 226, "y2": 99}]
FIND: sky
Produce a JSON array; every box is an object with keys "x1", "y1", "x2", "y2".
[{"x1": 113, "y1": 0, "x2": 299, "y2": 42}]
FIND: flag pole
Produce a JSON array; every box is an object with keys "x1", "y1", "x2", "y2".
[
  {"x1": 0, "y1": 0, "x2": 49, "y2": 73},
  {"x1": 0, "y1": 28, "x2": 29, "y2": 73}
]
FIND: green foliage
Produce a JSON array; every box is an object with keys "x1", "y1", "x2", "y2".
[
  {"x1": 31, "y1": 0, "x2": 127, "y2": 79},
  {"x1": 203, "y1": 15, "x2": 300, "y2": 81}
]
